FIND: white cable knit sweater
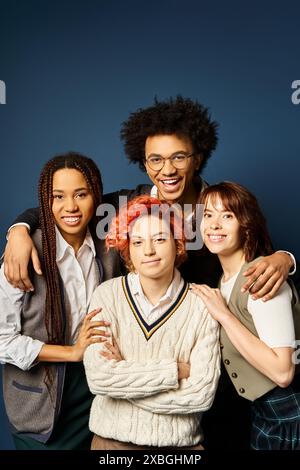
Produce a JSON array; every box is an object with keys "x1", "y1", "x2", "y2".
[{"x1": 84, "y1": 276, "x2": 220, "y2": 447}]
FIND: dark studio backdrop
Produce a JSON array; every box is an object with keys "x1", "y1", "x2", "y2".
[{"x1": 0, "y1": 0, "x2": 299, "y2": 450}]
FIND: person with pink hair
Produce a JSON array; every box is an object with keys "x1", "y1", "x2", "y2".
[{"x1": 83, "y1": 195, "x2": 220, "y2": 450}]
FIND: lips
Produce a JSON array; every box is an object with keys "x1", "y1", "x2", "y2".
[
  {"x1": 62, "y1": 216, "x2": 82, "y2": 226},
  {"x1": 207, "y1": 234, "x2": 227, "y2": 242},
  {"x1": 142, "y1": 259, "x2": 161, "y2": 264},
  {"x1": 158, "y1": 178, "x2": 182, "y2": 193}
]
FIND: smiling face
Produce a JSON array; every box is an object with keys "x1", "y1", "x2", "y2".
[
  {"x1": 51, "y1": 168, "x2": 95, "y2": 249},
  {"x1": 129, "y1": 214, "x2": 177, "y2": 282},
  {"x1": 201, "y1": 195, "x2": 244, "y2": 259},
  {"x1": 144, "y1": 134, "x2": 201, "y2": 204}
]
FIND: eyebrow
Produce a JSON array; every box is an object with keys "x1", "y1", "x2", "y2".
[
  {"x1": 52, "y1": 187, "x2": 89, "y2": 193},
  {"x1": 131, "y1": 231, "x2": 170, "y2": 239},
  {"x1": 147, "y1": 151, "x2": 189, "y2": 158},
  {"x1": 152, "y1": 231, "x2": 170, "y2": 237},
  {"x1": 204, "y1": 208, "x2": 232, "y2": 213}
]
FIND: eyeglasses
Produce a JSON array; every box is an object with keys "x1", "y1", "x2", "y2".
[{"x1": 145, "y1": 152, "x2": 194, "y2": 171}]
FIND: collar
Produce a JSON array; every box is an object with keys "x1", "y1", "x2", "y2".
[
  {"x1": 128, "y1": 268, "x2": 182, "y2": 304},
  {"x1": 55, "y1": 226, "x2": 96, "y2": 262}
]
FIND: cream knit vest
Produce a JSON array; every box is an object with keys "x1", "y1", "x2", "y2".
[{"x1": 84, "y1": 276, "x2": 220, "y2": 447}]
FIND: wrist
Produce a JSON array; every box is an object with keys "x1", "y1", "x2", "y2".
[
  {"x1": 276, "y1": 250, "x2": 296, "y2": 275},
  {"x1": 281, "y1": 252, "x2": 293, "y2": 270},
  {"x1": 7, "y1": 224, "x2": 30, "y2": 238},
  {"x1": 69, "y1": 345, "x2": 82, "y2": 362},
  {"x1": 217, "y1": 308, "x2": 234, "y2": 326}
]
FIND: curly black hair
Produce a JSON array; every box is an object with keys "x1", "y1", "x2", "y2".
[{"x1": 120, "y1": 96, "x2": 218, "y2": 174}]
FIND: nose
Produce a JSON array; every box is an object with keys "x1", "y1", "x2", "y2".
[
  {"x1": 65, "y1": 197, "x2": 79, "y2": 212},
  {"x1": 210, "y1": 217, "x2": 222, "y2": 230},
  {"x1": 161, "y1": 158, "x2": 177, "y2": 176},
  {"x1": 144, "y1": 238, "x2": 156, "y2": 256}
]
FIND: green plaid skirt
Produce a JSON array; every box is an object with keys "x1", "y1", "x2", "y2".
[{"x1": 251, "y1": 373, "x2": 300, "y2": 450}]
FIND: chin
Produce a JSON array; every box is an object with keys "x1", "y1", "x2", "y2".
[
  {"x1": 206, "y1": 245, "x2": 222, "y2": 255},
  {"x1": 161, "y1": 191, "x2": 183, "y2": 202}
]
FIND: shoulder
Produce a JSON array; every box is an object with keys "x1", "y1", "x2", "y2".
[
  {"x1": 32, "y1": 228, "x2": 42, "y2": 244},
  {"x1": 248, "y1": 281, "x2": 292, "y2": 313},
  {"x1": 188, "y1": 289, "x2": 205, "y2": 310},
  {"x1": 90, "y1": 276, "x2": 125, "y2": 321},
  {"x1": 229, "y1": 256, "x2": 265, "y2": 296},
  {"x1": 187, "y1": 289, "x2": 218, "y2": 325},
  {"x1": 92, "y1": 276, "x2": 124, "y2": 299},
  {"x1": 30, "y1": 229, "x2": 45, "y2": 263},
  {"x1": 103, "y1": 189, "x2": 132, "y2": 206},
  {"x1": 102, "y1": 185, "x2": 152, "y2": 206}
]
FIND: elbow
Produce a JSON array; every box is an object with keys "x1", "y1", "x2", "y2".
[{"x1": 274, "y1": 366, "x2": 295, "y2": 388}]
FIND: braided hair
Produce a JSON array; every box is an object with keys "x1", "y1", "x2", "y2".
[{"x1": 38, "y1": 151, "x2": 102, "y2": 345}]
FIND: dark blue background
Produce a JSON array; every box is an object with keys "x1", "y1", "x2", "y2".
[{"x1": 0, "y1": 0, "x2": 299, "y2": 449}]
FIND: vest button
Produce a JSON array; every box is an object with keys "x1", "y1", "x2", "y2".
[
  {"x1": 220, "y1": 343, "x2": 224, "y2": 349},
  {"x1": 224, "y1": 359, "x2": 230, "y2": 365},
  {"x1": 231, "y1": 372, "x2": 237, "y2": 378},
  {"x1": 239, "y1": 387, "x2": 245, "y2": 394}
]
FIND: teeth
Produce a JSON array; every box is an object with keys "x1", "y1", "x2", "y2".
[
  {"x1": 161, "y1": 179, "x2": 179, "y2": 184},
  {"x1": 64, "y1": 217, "x2": 80, "y2": 222},
  {"x1": 208, "y1": 235, "x2": 226, "y2": 241}
]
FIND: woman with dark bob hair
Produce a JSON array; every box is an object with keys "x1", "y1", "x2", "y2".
[
  {"x1": 192, "y1": 181, "x2": 300, "y2": 450},
  {"x1": 84, "y1": 195, "x2": 220, "y2": 450}
]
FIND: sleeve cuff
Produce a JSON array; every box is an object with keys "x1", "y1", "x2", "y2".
[
  {"x1": 6, "y1": 223, "x2": 31, "y2": 241},
  {"x1": 276, "y1": 250, "x2": 297, "y2": 276},
  {"x1": 7, "y1": 340, "x2": 44, "y2": 371}
]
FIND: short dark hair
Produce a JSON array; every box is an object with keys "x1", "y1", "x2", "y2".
[{"x1": 120, "y1": 96, "x2": 218, "y2": 174}]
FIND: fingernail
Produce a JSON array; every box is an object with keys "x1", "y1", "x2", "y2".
[
  {"x1": 104, "y1": 321, "x2": 110, "y2": 325},
  {"x1": 241, "y1": 288, "x2": 245, "y2": 293},
  {"x1": 104, "y1": 332, "x2": 111, "y2": 336},
  {"x1": 251, "y1": 295, "x2": 257, "y2": 300}
]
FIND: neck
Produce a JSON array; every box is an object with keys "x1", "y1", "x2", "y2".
[
  {"x1": 159, "y1": 177, "x2": 200, "y2": 208},
  {"x1": 138, "y1": 270, "x2": 174, "y2": 306},
  {"x1": 218, "y1": 249, "x2": 246, "y2": 281},
  {"x1": 61, "y1": 230, "x2": 87, "y2": 256},
  {"x1": 179, "y1": 182, "x2": 199, "y2": 207}
]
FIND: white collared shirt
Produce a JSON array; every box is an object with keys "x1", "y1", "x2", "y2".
[
  {"x1": 127, "y1": 268, "x2": 184, "y2": 324},
  {"x1": 55, "y1": 227, "x2": 100, "y2": 342},
  {"x1": 0, "y1": 228, "x2": 100, "y2": 370}
]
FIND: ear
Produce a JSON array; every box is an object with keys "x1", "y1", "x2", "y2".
[
  {"x1": 194, "y1": 154, "x2": 203, "y2": 171},
  {"x1": 144, "y1": 159, "x2": 150, "y2": 174}
]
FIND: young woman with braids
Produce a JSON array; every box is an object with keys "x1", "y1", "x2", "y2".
[
  {"x1": 191, "y1": 182, "x2": 300, "y2": 450},
  {"x1": 0, "y1": 152, "x2": 109, "y2": 450}
]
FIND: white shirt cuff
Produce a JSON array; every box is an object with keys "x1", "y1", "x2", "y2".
[
  {"x1": 276, "y1": 250, "x2": 297, "y2": 276},
  {"x1": 6, "y1": 223, "x2": 31, "y2": 241},
  {"x1": 6, "y1": 339, "x2": 44, "y2": 371}
]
